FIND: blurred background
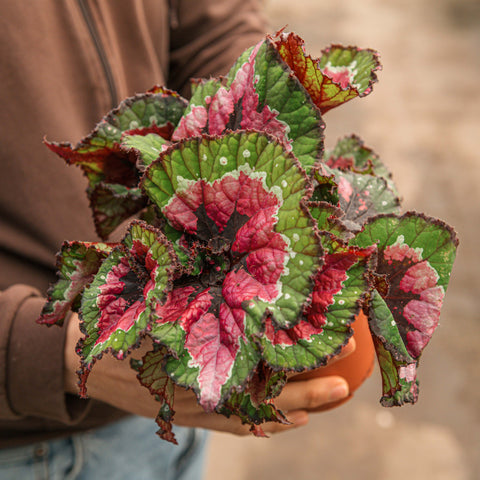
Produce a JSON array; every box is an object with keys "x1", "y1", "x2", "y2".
[{"x1": 205, "y1": 0, "x2": 480, "y2": 478}]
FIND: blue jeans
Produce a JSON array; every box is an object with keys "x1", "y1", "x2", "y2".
[{"x1": 0, "y1": 416, "x2": 208, "y2": 480}]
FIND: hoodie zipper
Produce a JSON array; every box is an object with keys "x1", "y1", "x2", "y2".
[{"x1": 77, "y1": 0, "x2": 118, "y2": 109}]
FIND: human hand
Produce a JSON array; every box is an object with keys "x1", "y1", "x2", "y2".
[{"x1": 64, "y1": 313, "x2": 354, "y2": 436}]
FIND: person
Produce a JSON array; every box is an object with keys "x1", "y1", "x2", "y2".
[{"x1": 0, "y1": 1, "x2": 353, "y2": 478}]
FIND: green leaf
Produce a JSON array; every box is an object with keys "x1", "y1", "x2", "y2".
[
  {"x1": 121, "y1": 133, "x2": 170, "y2": 168},
  {"x1": 132, "y1": 346, "x2": 177, "y2": 444},
  {"x1": 307, "y1": 201, "x2": 351, "y2": 241},
  {"x1": 89, "y1": 184, "x2": 147, "y2": 239},
  {"x1": 219, "y1": 364, "x2": 289, "y2": 433},
  {"x1": 311, "y1": 167, "x2": 340, "y2": 204}
]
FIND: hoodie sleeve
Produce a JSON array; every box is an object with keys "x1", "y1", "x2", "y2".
[
  {"x1": 168, "y1": 0, "x2": 269, "y2": 96},
  {"x1": 0, "y1": 284, "x2": 90, "y2": 423}
]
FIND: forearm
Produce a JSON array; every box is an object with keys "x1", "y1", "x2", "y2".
[{"x1": 1, "y1": 285, "x2": 89, "y2": 423}]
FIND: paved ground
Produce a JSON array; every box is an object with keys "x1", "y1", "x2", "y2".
[{"x1": 204, "y1": 1, "x2": 480, "y2": 479}]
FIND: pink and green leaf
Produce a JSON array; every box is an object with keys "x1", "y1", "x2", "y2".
[
  {"x1": 172, "y1": 78, "x2": 226, "y2": 140},
  {"x1": 270, "y1": 31, "x2": 380, "y2": 114},
  {"x1": 368, "y1": 290, "x2": 419, "y2": 406},
  {"x1": 325, "y1": 135, "x2": 399, "y2": 196},
  {"x1": 77, "y1": 221, "x2": 177, "y2": 393},
  {"x1": 223, "y1": 40, "x2": 325, "y2": 171},
  {"x1": 77, "y1": 247, "x2": 147, "y2": 393},
  {"x1": 46, "y1": 90, "x2": 187, "y2": 239},
  {"x1": 154, "y1": 285, "x2": 262, "y2": 412},
  {"x1": 315, "y1": 135, "x2": 401, "y2": 228},
  {"x1": 352, "y1": 212, "x2": 458, "y2": 405},
  {"x1": 141, "y1": 131, "x2": 326, "y2": 410},
  {"x1": 259, "y1": 244, "x2": 372, "y2": 371},
  {"x1": 142, "y1": 131, "x2": 323, "y2": 329},
  {"x1": 37, "y1": 241, "x2": 113, "y2": 326},
  {"x1": 175, "y1": 40, "x2": 325, "y2": 171},
  {"x1": 334, "y1": 170, "x2": 401, "y2": 228},
  {"x1": 150, "y1": 282, "x2": 262, "y2": 411},
  {"x1": 46, "y1": 91, "x2": 187, "y2": 185}
]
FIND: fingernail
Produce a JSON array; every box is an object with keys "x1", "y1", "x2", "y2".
[
  {"x1": 329, "y1": 381, "x2": 349, "y2": 402},
  {"x1": 287, "y1": 411, "x2": 309, "y2": 426}
]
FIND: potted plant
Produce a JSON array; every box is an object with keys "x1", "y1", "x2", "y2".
[{"x1": 38, "y1": 30, "x2": 458, "y2": 442}]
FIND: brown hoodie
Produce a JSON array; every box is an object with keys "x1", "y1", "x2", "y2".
[{"x1": 0, "y1": 0, "x2": 266, "y2": 448}]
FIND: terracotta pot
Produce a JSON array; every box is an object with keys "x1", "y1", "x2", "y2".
[{"x1": 291, "y1": 311, "x2": 375, "y2": 412}]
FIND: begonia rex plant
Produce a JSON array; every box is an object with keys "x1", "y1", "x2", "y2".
[{"x1": 38, "y1": 31, "x2": 458, "y2": 442}]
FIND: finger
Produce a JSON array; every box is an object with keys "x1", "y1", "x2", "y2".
[
  {"x1": 173, "y1": 408, "x2": 309, "y2": 437},
  {"x1": 261, "y1": 410, "x2": 310, "y2": 435},
  {"x1": 275, "y1": 375, "x2": 349, "y2": 412}
]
